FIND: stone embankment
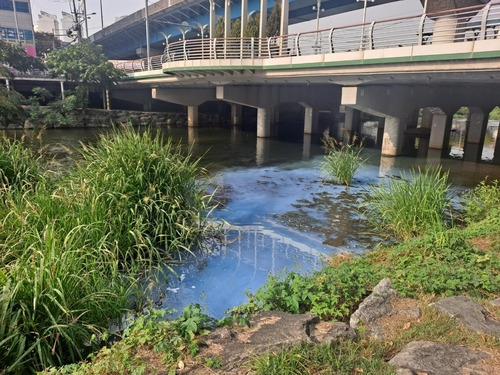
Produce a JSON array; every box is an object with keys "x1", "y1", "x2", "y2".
[
  {"x1": 2, "y1": 108, "x2": 228, "y2": 129},
  {"x1": 181, "y1": 279, "x2": 499, "y2": 375}
]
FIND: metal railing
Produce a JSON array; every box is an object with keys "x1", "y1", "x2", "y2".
[{"x1": 113, "y1": 1, "x2": 500, "y2": 74}]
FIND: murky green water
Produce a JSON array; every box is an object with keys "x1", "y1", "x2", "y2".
[{"x1": 9, "y1": 126, "x2": 500, "y2": 318}]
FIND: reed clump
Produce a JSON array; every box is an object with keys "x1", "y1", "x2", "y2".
[
  {"x1": 362, "y1": 166, "x2": 452, "y2": 239},
  {"x1": 320, "y1": 134, "x2": 364, "y2": 187},
  {"x1": 0, "y1": 126, "x2": 216, "y2": 373}
]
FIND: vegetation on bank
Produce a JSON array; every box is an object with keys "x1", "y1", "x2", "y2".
[
  {"x1": 43, "y1": 148, "x2": 500, "y2": 374},
  {"x1": 0, "y1": 127, "x2": 216, "y2": 373}
]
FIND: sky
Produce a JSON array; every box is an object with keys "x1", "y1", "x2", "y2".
[
  {"x1": 30, "y1": 0, "x2": 147, "y2": 36},
  {"x1": 30, "y1": 0, "x2": 424, "y2": 38}
]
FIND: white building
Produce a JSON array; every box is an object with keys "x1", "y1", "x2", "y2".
[
  {"x1": 0, "y1": 0, "x2": 36, "y2": 56},
  {"x1": 35, "y1": 10, "x2": 58, "y2": 34}
]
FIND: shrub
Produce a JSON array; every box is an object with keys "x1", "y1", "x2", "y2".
[
  {"x1": 227, "y1": 258, "x2": 382, "y2": 322},
  {"x1": 362, "y1": 166, "x2": 452, "y2": 239},
  {"x1": 464, "y1": 178, "x2": 500, "y2": 224},
  {"x1": 320, "y1": 135, "x2": 364, "y2": 187},
  {"x1": 0, "y1": 127, "x2": 217, "y2": 373},
  {"x1": 0, "y1": 135, "x2": 43, "y2": 192}
]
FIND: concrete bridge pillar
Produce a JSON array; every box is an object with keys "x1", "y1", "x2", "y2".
[
  {"x1": 382, "y1": 116, "x2": 405, "y2": 156},
  {"x1": 493, "y1": 125, "x2": 500, "y2": 165},
  {"x1": 463, "y1": 107, "x2": 490, "y2": 162},
  {"x1": 343, "y1": 107, "x2": 361, "y2": 141},
  {"x1": 188, "y1": 106, "x2": 199, "y2": 127},
  {"x1": 300, "y1": 102, "x2": 319, "y2": 135},
  {"x1": 257, "y1": 107, "x2": 273, "y2": 138},
  {"x1": 231, "y1": 104, "x2": 242, "y2": 126}
]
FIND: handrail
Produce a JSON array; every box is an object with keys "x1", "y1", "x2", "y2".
[{"x1": 113, "y1": 1, "x2": 500, "y2": 73}]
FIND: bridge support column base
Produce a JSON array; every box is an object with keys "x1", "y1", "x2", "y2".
[
  {"x1": 188, "y1": 106, "x2": 199, "y2": 127},
  {"x1": 464, "y1": 107, "x2": 489, "y2": 162},
  {"x1": 257, "y1": 107, "x2": 272, "y2": 138},
  {"x1": 382, "y1": 116, "x2": 404, "y2": 156},
  {"x1": 231, "y1": 104, "x2": 242, "y2": 126},
  {"x1": 301, "y1": 103, "x2": 318, "y2": 135},
  {"x1": 343, "y1": 107, "x2": 361, "y2": 141}
]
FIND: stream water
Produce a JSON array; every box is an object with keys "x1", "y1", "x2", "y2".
[{"x1": 11, "y1": 126, "x2": 500, "y2": 319}]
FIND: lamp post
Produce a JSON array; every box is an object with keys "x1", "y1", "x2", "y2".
[
  {"x1": 100, "y1": 0, "x2": 104, "y2": 30},
  {"x1": 357, "y1": 0, "x2": 374, "y2": 49},
  {"x1": 312, "y1": 0, "x2": 324, "y2": 50},
  {"x1": 145, "y1": 0, "x2": 151, "y2": 72}
]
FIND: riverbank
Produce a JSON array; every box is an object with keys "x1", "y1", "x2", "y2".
[
  {"x1": 2, "y1": 108, "x2": 229, "y2": 130},
  {"x1": 44, "y1": 177, "x2": 500, "y2": 374}
]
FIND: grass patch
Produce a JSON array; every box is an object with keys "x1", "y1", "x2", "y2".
[
  {"x1": 320, "y1": 135, "x2": 365, "y2": 187},
  {"x1": 0, "y1": 127, "x2": 217, "y2": 373},
  {"x1": 362, "y1": 166, "x2": 453, "y2": 240}
]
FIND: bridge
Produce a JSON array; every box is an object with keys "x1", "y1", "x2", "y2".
[{"x1": 108, "y1": 1, "x2": 500, "y2": 164}]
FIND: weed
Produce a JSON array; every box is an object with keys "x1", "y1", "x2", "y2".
[
  {"x1": 362, "y1": 166, "x2": 453, "y2": 239},
  {"x1": 320, "y1": 134, "x2": 365, "y2": 187}
]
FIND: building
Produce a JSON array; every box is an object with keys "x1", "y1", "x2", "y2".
[
  {"x1": 34, "y1": 10, "x2": 58, "y2": 34},
  {"x1": 0, "y1": 0, "x2": 36, "y2": 56}
]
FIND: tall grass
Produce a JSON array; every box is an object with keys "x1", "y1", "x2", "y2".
[
  {"x1": 362, "y1": 166, "x2": 452, "y2": 239},
  {"x1": 0, "y1": 126, "x2": 217, "y2": 373},
  {"x1": 320, "y1": 134, "x2": 364, "y2": 187}
]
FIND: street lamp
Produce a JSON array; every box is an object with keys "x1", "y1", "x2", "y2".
[
  {"x1": 312, "y1": 0, "x2": 324, "y2": 50},
  {"x1": 357, "y1": 0, "x2": 374, "y2": 49}
]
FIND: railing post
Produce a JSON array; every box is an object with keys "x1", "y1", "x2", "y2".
[
  {"x1": 369, "y1": 21, "x2": 375, "y2": 50},
  {"x1": 251, "y1": 37, "x2": 255, "y2": 58},
  {"x1": 418, "y1": 13, "x2": 427, "y2": 45},
  {"x1": 329, "y1": 28, "x2": 335, "y2": 53},
  {"x1": 295, "y1": 33, "x2": 301, "y2": 56},
  {"x1": 213, "y1": 38, "x2": 217, "y2": 59},
  {"x1": 267, "y1": 37, "x2": 272, "y2": 58},
  {"x1": 480, "y1": 2, "x2": 492, "y2": 40},
  {"x1": 183, "y1": 40, "x2": 187, "y2": 60}
]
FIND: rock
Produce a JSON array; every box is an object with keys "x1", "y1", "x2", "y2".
[
  {"x1": 311, "y1": 321, "x2": 357, "y2": 343},
  {"x1": 183, "y1": 311, "x2": 319, "y2": 374},
  {"x1": 490, "y1": 298, "x2": 500, "y2": 307},
  {"x1": 389, "y1": 341, "x2": 491, "y2": 375},
  {"x1": 430, "y1": 296, "x2": 500, "y2": 338},
  {"x1": 350, "y1": 278, "x2": 401, "y2": 338}
]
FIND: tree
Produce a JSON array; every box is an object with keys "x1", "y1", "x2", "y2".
[
  {"x1": 231, "y1": 19, "x2": 241, "y2": 38},
  {"x1": 34, "y1": 32, "x2": 63, "y2": 57},
  {"x1": 0, "y1": 39, "x2": 46, "y2": 78},
  {"x1": 245, "y1": 12, "x2": 260, "y2": 38},
  {"x1": 215, "y1": 16, "x2": 225, "y2": 38},
  {"x1": 267, "y1": 0, "x2": 281, "y2": 37},
  {"x1": 45, "y1": 39, "x2": 125, "y2": 92}
]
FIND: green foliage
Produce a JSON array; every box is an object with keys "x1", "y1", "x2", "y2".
[
  {"x1": 245, "y1": 12, "x2": 260, "y2": 37},
  {"x1": 386, "y1": 229, "x2": 500, "y2": 298},
  {"x1": 362, "y1": 166, "x2": 453, "y2": 239},
  {"x1": 266, "y1": 0, "x2": 281, "y2": 37},
  {"x1": 231, "y1": 19, "x2": 242, "y2": 38},
  {"x1": 215, "y1": 16, "x2": 225, "y2": 38},
  {"x1": 320, "y1": 135, "x2": 365, "y2": 186},
  {"x1": 46, "y1": 307, "x2": 214, "y2": 375},
  {"x1": 0, "y1": 127, "x2": 217, "y2": 373},
  {"x1": 34, "y1": 32, "x2": 62, "y2": 57},
  {"x1": 464, "y1": 178, "x2": 500, "y2": 224},
  {"x1": 29, "y1": 87, "x2": 88, "y2": 126},
  {"x1": 229, "y1": 259, "x2": 381, "y2": 321},
  {"x1": 250, "y1": 340, "x2": 394, "y2": 375},
  {"x1": 45, "y1": 39, "x2": 125, "y2": 91},
  {"x1": 0, "y1": 135, "x2": 42, "y2": 193},
  {"x1": 489, "y1": 106, "x2": 500, "y2": 120},
  {"x1": 0, "y1": 86, "x2": 26, "y2": 126},
  {"x1": 70, "y1": 126, "x2": 216, "y2": 263},
  {"x1": 0, "y1": 39, "x2": 46, "y2": 78}
]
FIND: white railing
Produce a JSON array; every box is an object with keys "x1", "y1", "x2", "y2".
[{"x1": 113, "y1": 1, "x2": 500, "y2": 73}]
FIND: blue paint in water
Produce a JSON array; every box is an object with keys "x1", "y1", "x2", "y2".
[{"x1": 156, "y1": 157, "x2": 383, "y2": 318}]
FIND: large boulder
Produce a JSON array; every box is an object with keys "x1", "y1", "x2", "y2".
[
  {"x1": 389, "y1": 340, "x2": 491, "y2": 375},
  {"x1": 350, "y1": 278, "x2": 421, "y2": 339},
  {"x1": 431, "y1": 296, "x2": 500, "y2": 338}
]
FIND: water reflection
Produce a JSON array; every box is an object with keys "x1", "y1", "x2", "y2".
[{"x1": 6, "y1": 126, "x2": 500, "y2": 318}]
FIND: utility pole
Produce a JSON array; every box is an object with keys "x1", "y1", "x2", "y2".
[{"x1": 71, "y1": 0, "x2": 82, "y2": 42}]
